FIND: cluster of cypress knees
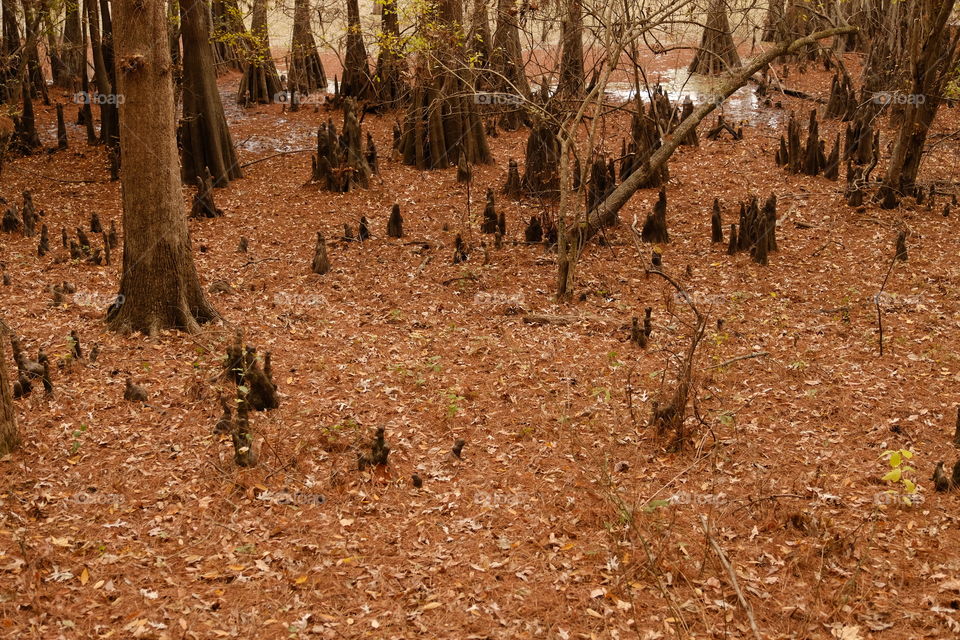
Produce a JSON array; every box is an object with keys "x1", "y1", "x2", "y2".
[
  {"x1": 1, "y1": 191, "x2": 117, "y2": 278},
  {"x1": 212, "y1": 332, "x2": 464, "y2": 481}
]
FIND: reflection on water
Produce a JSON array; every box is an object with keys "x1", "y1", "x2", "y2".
[{"x1": 603, "y1": 66, "x2": 785, "y2": 127}]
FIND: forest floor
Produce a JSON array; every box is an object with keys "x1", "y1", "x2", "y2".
[{"x1": 3, "y1": 50, "x2": 960, "y2": 640}]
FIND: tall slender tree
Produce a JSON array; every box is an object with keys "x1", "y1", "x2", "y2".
[
  {"x1": 108, "y1": 0, "x2": 219, "y2": 335},
  {"x1": 59, "y1": 0, "x2": 84, "y2": 89},
  {"x1": 180, "y1": 0, "x2": 242, "y2": 186}
]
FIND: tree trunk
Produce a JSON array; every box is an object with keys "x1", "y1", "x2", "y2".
[
  {"x1": 761, "y1": 0, "x2": 783, "y2": 42},
  {"x1": 108, "y1": 0, "x2": 219, "y2": 335},
  {"x1": 86, "y1": 0, "x2": 119, "y2": 146},
  {"x1": 0, "y1": 0, "x2": 19, "y2": 104},
  {"x1": 289, "y1": 0, "x2": 326, "y2": 96},
  {"x1": 490, "y1": 0, "x2": 529, "y2": 128},
  {"x1": 180, "y1": 0, "x2": 242, "y2": 186},
  {"x1": 373, "y1": 0, "x2": 405, "y2": 106},
  {"x1": 557, "y1": 0, "x2": 583, "y2": 99},
  {"x1": 210, "y1": 0, "x2": 248, "y2": 73},
  {"x1": 879, "y1": 0, "x2": 958, "y2": 206},
  {"x1": 60, "y1": 0, "x2": 83, "y2": 90},
  {"x1": 341, "y1": 0, "x2": 373, "y2": 99},
  {"x1": 0, "y1": 319, "x2": 18, "y2": 455},
  {"x1": 237, "y1": 0, "x2": 282, "y2": 104},
  {"x1": 395, "y1": 0, "x2": 491, "y2": 168},
  {"x1": 468, "y1": 0, "x2": 492, "y2": 74},
  {"x1": 689, "y1": 0, "x2": 741, "y2": 75},
  {"x1": 20, "y1": 0, "x2": 48, "y2": 102}
]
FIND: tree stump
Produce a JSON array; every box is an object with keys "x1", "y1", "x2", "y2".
[
  {"x1": 525, "y1": 216, "x2": 543, "y2": 242},
  {"x1": 387, "y1": 204, "x2": 403, "y2": 238},
  {"x1": 895, "y1": 230, "x2": 908, "y2": 262},
  {"x1": 641, "y1": 189, "x2": 669, "y2": 243},
  {"x1": 38, "y1": 224, "x2": 49, "y2": 256},
  {"x1": 457, "y1": 150, "x2": 473, "y2": 183},
  {"x1": 453, "y1": 234, "x2": 468, "y2": 263},
  {"x1": 224, "y1": 332, "x2": 279, "y2": 411},
  {"x1": 232, "y1": 396, "x2": 258, "y2": 467},
  {"x1": 481, "y1": 189, "x2": 497, "y2": 234},
  {"x1": 56, "y1": 103, "x2": 68, "y2": 150},
  {"x1": 522, "y1": 121, "x2": 561, "y2": 198},
  {"x1": 312, "y1": 232, "x2": 330, "y2": 274},
  {"x1": 503, "y1": 159, "x2": 522, "y2": 197},
  {"x1": 825, "y1": 71, "x2": 856, "y2": 120},
  {"x1": 711, "y1": 198, "x2": 724, "y2": 243},
  {"x1": 190, "y1": 168, "x2": 224, "y2": 218}
]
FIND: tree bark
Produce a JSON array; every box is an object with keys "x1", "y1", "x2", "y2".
[
  {"x1": 0, "y1": 0, "x2": 19, "y2": 103},
  {"x1": 585, "y1": 25, "x2": 858, "y2": 236},
  {"x1": 557, "y1": 0, "x2": 583, "y2": 98},
  {"x1": 0, "y1": 318, "x2": 18, "y2": 456},
  {"x1": 180, "y1": 0, "x2": 242, "y2": 186},
  {"x1": 59, "y1": 0, "x2": 84, "y2": 89},
  {"x1": 108, "y1": 0, "x2": 219, "y2": 335}
]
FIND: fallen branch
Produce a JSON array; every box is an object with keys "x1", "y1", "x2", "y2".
[
  {"x1": 700, "y1": 515, "x2": 763, "y2": 640},
  {"x1": 586, "y1": 25, "x2": 858, "y2": 237}
]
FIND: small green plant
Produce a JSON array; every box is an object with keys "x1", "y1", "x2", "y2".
[
  {"x1": 69, "y1": 424, "x2": 88, "y2": 454},
  {"x1": 442, "y1": 389, "x2": 464, "y2": 418},
  {"x1": 881, "y1": 449, "x2": 919, "y2": 505}
]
